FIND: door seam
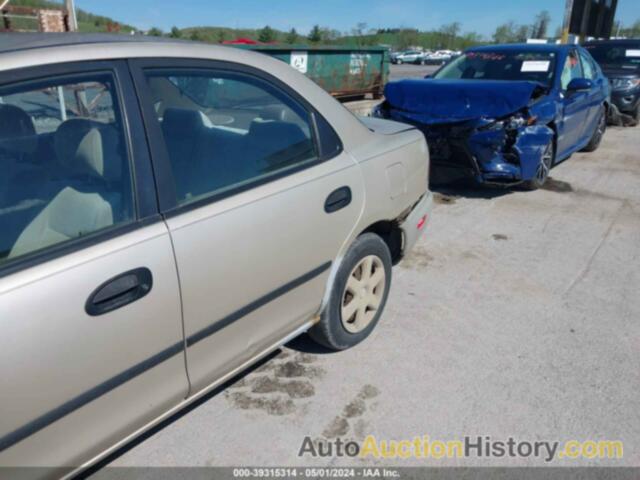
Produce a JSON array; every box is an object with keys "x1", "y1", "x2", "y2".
[{"x1": 164, "y1": 215, "x2": 193, "y2": 398}]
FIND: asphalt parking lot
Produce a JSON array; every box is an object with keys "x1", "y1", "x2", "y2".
[
  {"x1": 102, "y1": 67, "x2": 639, "y2": 470},
  {"x1": 390, "y1": 63, "x2": 440, "y2": 80}
]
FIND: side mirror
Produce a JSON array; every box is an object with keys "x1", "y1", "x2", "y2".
[{"x1": 567, "y1": 78, "x2": 593, "y2": 92}]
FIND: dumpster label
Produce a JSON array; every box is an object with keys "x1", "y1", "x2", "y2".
[
  {"x1": 350, "y1": 53, "x2": 371, "y2": 75},
  {"x1": 626, "y1": 49, "x2": 640, "y2": 57},
  {"x1": 290, "y1": 52, "x2": 308, "y2": 73}
]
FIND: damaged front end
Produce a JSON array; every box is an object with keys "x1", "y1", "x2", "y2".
[
  {"x1": 376, "y1": 79, "x2": 555, "y2": 186},
  {"x1": 453, "y1": 113, "x2": 553, "y2": 186},
  {"x1": 376, "y1": 107, "x2": 554, "y2": 186}
]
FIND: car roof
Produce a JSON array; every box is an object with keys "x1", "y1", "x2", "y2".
[
  {"x1": 584, "y1": 38, "x2": 640, "y2": 46},
  {"x1": 467, "y1": 43, "x2": 573, "y2": 54},
  {"x1": 0, "y1": 33, "x2": 374, "y2": 152},
  {"x1": 0, "y1": 33, "x2": 388, "y2": 54},
  {"x1": 0, "y1": 32, "x2": 185, "y2": 54}
]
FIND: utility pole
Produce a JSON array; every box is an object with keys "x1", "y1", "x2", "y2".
[
  {"x1": 561, "y1": 0, "x2": 574, "y2": 44},
  {"x1": 65, "y1": 0, "x2": 77, "y2": 31}
]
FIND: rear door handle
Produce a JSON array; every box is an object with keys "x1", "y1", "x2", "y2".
[
  {"x1": 325, "y1": 186, "x2": 352, "y2": 213},
  {"x1": 86, "y1": 267, "x2": 153, "y2": 316}
]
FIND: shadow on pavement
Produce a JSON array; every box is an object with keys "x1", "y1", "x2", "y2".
[
  {"x1": 430, "y1": 182, "x2": 514, "y2": 201},
  {"x1": 79, "y1": 350, "x2": 281, "y2": 478},
  {"x1": 285, "y1": 333, "x2": 335, "y2": 355}
]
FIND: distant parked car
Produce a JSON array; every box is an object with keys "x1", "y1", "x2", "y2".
[
  {"x1": 422, "y1": 50, "x2": 456, "y2": 65},
  {"x1": 393, "y1": 50, "x2": 424, "y2": 65},
  {"x1": 375, "y1": 44, "x2": 611, "y2": 189},
  {"x1": 584, "y1": 39, "x2": 640, "y2": 124},
  {"x1": 0, "y1": 33, "x2": 432, "y2": 476}
]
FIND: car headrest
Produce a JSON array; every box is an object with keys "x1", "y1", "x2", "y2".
[
  {"x1": 162, "y1": 108, "x2": 204, "y2": 137},
  {"x1": 248, "y1": 120, "x2": 307, "y2": 146},
  {"x1": 0, "y1": 104, "x2": 37, "y2": 155},
  {"x1": 247, "y1": 120, "x2": 310, "y2": 169},
  {"x1": 54, "y1": 118, "x2": 122, "y2": 182},
  {"x1": 259, "y1": 106, "x2": 295, "y2": 123}
]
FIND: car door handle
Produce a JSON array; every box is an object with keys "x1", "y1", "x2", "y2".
[
  {"x1": 325, "y1": 186, "x2": 352, "y2": 213},
  {"x1": 85, "y1": 268, "x2": 153, "y2": 316}
]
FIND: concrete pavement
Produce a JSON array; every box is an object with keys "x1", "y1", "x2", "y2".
[{"x1": 101, "y1": 81, "x2": 640, "y2": 472}]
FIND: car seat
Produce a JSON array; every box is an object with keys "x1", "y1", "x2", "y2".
[{"x1": 9, "y1": 118, "x2": 125, "y2": 259}]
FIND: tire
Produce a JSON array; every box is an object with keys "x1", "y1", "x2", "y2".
[
  {"x1": 522, "y1": 136, "x2": 555, "y2": 190},
  {"x1": 581, "y1": 105, "x2": 607, "y2": 152},
  {"x1": 309, "y1": 233, "x2": 392, "y2": 351}
]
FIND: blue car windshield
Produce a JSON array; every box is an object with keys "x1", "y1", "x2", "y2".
[{"x1": 434, "y1": 51, "x2": 557, "y2": 87}]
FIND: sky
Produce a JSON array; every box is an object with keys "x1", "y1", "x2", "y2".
[{"x1": 75, "y1": 0, "x2": 640, "y2": 37}]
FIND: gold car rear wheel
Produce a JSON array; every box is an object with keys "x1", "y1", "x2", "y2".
[
  {"x1": 341, "y1": 255, "x2": 386, "y2": 333},
  {"x1": 309, "y1": 233, "x2": 393, "y2": 351}
]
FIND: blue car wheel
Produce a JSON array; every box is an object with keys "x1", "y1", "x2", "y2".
[
  {"x1": 581, "y1": 105, "x2": 607, "y2": 152},
  {"x1": 523, "y1": 138, "x2": 555, "y2": 190}
]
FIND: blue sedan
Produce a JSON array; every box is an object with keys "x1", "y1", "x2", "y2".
[{"x1": 375, "y1": 44, "x2": 611, "y2": 189}]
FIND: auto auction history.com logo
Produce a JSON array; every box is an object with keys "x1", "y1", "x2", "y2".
[{"x1": 298, "y1": 435, "x2": 624, "y2": 462}]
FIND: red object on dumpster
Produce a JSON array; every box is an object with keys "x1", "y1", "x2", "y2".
[{"x1": 222, "y1": 38, "x2": 259, "y2": 45}]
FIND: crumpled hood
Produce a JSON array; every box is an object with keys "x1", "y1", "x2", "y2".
[{"x1": 384, "y1": 79, "x2": 543, "y2": 125}]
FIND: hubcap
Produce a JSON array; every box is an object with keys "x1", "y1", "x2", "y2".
[
  {"x1": 341, "y1": 255, "x2": 386, "y2": 333},
  {"x1": 536, "y1": 142, "x2": 554, "y2": 183}
]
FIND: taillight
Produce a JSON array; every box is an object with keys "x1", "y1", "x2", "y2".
[{"x1": 417, "y1": 215, "x2": 427, "y2": 230}]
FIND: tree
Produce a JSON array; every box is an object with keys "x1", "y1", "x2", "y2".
[
  {"x1": 308, "y1": 24, "x2": 322, "y2": 43},
  {"x1": 493, "y1": 20, "x2": 536, "y2": 44},
  {"x1": 515, "y1": 24, "x2": 531, "y2": 42},
  {"x1": 258, "y1": 25, "x2": 276, "y2": 43},
  {"x1": 321, "y1": 27, "x2": 341, "y2": 42},
  {"x1": 439, "y1": 22, "x2": 461, "y2": 49},
  {"x1": 493, "y1": 21, "x2": 518, "y2": 44},
  {"x1": 621, "y1": 19, "x2": 640, "y2": 38},
  {"x1": 285, "y1": 28, "x2": 298, "y2": 44},
  {"x1": 351, "y1": 22, "x2": 367, "y2": 37},
  {"x1": 397, "y1": 28, "x2": 419, "y2": 50},
  {"x1": 532, "y1": 10, "x2": 551, "y2": 39},
  {"x1": 169, "y1": 26, "x2": 182, "y2": 38},
  {"x1": 147, "y1": 27, "x2": 164, "y2": 37},
  {"x1": 350, "y1": 22, "x2": 369, "y2": 47},
  {"x1": 459, "y1": 31, "x2": 483, "y2": 50},
  {"x1": 217, "y1": 30, "x2": 227, "y2": 43},
  {"x1": 554, "y1": 25, "x2": 564, "y2": 39},
  {"x1": 189, "y1": 30, "x2": 204, "y2": 42}
]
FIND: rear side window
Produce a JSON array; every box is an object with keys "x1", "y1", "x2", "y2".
[
  {"x1": 0, "y1": 74, "x2": 134, "y2": 266},
  {"x1": 142, "y1": 69, "x2": 319, "y2": 206}
]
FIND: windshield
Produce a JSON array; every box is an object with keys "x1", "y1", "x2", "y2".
[
  {"x1": 584, "y1": 44, "x2": 640, "y2": 70},
  {"x1": 434, "y1": 50, "x2": 557, "y2": 86}
]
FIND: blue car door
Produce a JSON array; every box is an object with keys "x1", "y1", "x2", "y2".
[
  {"x1": 557, "y1": 49, "x2": 590, "y2": 157},
  {"x1": 578, "y1": 49, "x2": 605, "y2": 142}
]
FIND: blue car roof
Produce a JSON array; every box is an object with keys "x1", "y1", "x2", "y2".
[{"x1": 467, "y1": 43, "x2": 573, "y2": 54}]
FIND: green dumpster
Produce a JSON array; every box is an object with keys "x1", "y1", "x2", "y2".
[{"x1": 235, "y1": 45, "x2": 389, "y2": 100}]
